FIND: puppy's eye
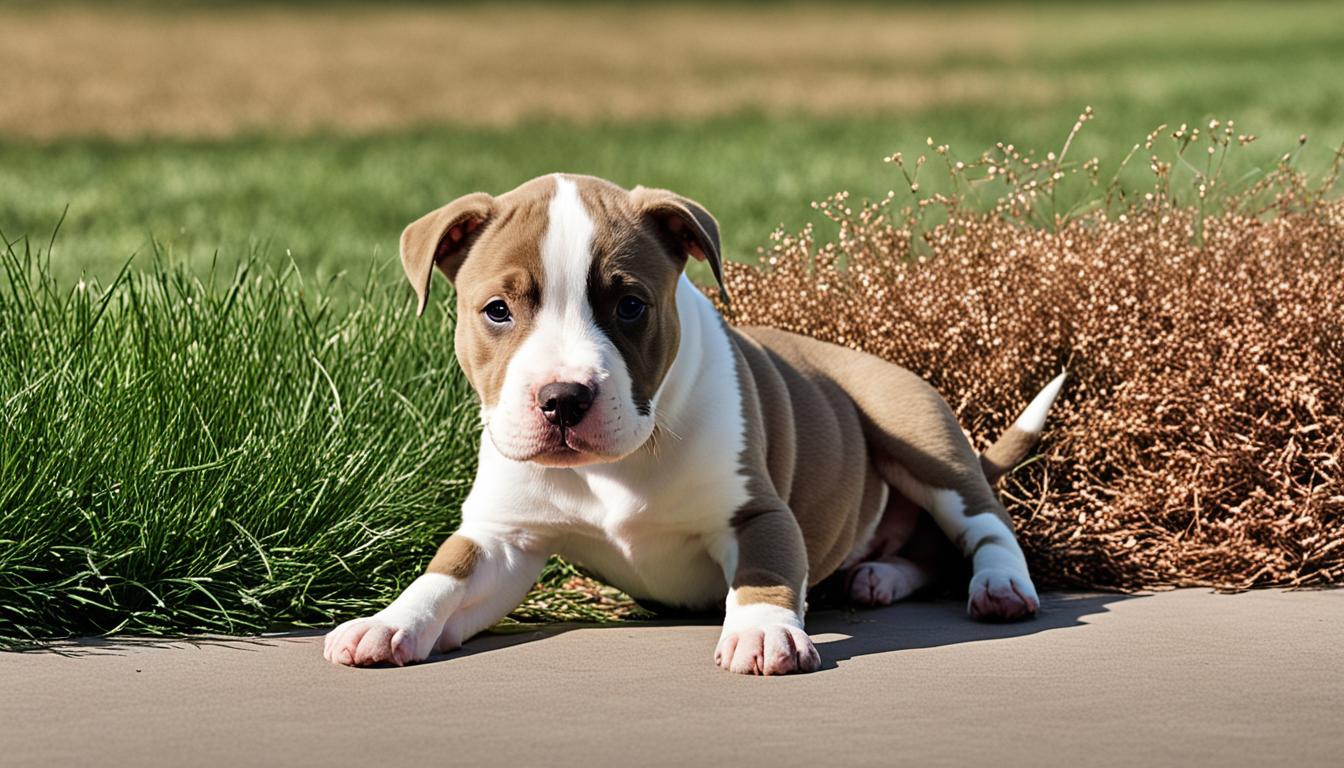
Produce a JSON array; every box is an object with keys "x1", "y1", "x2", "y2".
[
  {"x1": 616, "y1": 295, "x2": 648, "y2": 322},
  {"x1": 483, "y1": 299, "x2": 512, "y2": 324}
]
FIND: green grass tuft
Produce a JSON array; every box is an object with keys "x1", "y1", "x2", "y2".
[{"x1": 0, "y1": 231, "x2": 488, "y2": 647}]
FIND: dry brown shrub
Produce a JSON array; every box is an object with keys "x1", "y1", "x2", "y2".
[{"x1": 721, "y1": 116, "x2": 1344, "y2": 590}]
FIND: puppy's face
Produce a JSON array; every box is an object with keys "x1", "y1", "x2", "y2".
[{"x1": 401, "y1": 174, "x2": 725, "y2": 467}]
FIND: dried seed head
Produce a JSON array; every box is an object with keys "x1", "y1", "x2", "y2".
[{"x1": 713, "y1": 119, "x2": 1344, "y2": 591}]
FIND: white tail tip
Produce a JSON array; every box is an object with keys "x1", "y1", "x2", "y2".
[{"x1": 1013, "y1": 371, "x2": 1067, "y2": 434}]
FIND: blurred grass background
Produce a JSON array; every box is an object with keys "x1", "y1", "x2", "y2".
[
  {"x1": 2, "y1": 0, "x2": 1342, "y2": 643},
  {"x1": 3, "y1": 1, "x2": 1342, "y2": 283}
]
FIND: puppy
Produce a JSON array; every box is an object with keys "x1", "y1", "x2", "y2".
[{"x1": 324, "y1": 173, "x2": 1064, "y2": 675}]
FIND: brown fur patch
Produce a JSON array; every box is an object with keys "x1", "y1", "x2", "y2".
[
  {"x1": 426, "y1": 534, "x2": 482, "y2": 580},
  {"x1": 628, "y1": 187, "x2": 727, "y2": 303},
  {"x1": 578, "y1": 179, "x2": 687, "y2": 412},
  {"x1": 729, "y1": 502, "x2": 809, "y2": 610},
  {"x1": 400, "y1": 192, "x2": 495, "y2": 315},
  {"x1": 420, "y1": 178, "x2": 555, "y2": 407},
  {"x1": 744, "y1": 326, "x2": 1011, "y2": 529},
  {"x1": 734, "y1": 585, "x2": 798, "y2": 611},
  {"x1": 979, "y1": 426, "x2": 1039, "y2": 483}
]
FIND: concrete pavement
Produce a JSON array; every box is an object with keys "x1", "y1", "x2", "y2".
[{"x1": 3, "y1": 590, "x2": 1341, "y2": 767}]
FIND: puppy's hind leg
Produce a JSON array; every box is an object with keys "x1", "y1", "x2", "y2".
[
  {"x1": 849, "y1": 555, "x2": 934, "y2": 607},
  {"x1": 845, "y1": 492, "x2": 934, "y2": 607},
  {"x1": 876, "y1": 461, "x2": 1038, "y2": 621},
  {"x1": 820, "y1": 350, "x2": 1046, "y2": 621}
]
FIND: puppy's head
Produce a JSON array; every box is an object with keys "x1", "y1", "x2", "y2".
[{"x1": 401, "y1": 174, "x2": 725, "y2": 467}]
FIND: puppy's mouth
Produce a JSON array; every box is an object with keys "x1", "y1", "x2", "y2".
[{"x1": 527, "y1": 427, "x2": 612, "y2": 467}]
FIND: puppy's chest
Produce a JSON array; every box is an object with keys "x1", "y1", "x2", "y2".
[{"x1": 550, "y1": 470, "x2": 740, "y2": 608}]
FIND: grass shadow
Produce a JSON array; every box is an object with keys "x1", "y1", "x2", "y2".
[{"x1": 13, "y1": 632, "x2": 312, "y2": 658}]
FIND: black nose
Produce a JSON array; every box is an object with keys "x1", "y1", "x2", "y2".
[{"x1": 537, "y1": 382, "x2": 594, "y2": 428}]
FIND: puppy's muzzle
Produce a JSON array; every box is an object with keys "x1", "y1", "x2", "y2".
[{"x1": 537, "y1": 381, "x2": 595, "y2": 428}]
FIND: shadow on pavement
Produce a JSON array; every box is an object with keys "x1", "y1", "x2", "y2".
[
  {"x1": 808, "y1": 592, "x2": 1131, "y2": 670},
  {"x1": 14, "y1": 633, "x2": 315, "y2": 658},
  {"x1": 429, "y1": 591, "x2": 1134, "y2": 670},
  {"x1": 17, "y1": 592, "x2": 1132, "y2": 669}
]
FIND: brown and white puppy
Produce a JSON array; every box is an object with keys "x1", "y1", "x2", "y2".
[{"x1": 324, "y1": 173, "x2": 1065, "y2": 675}]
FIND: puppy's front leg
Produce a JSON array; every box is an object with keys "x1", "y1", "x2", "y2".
[
  {"x1": 713, "y1": 504, "x2": 821, "y2": 676},
  {"x1": 324, "y1": 525, "x2": 546, "y2": 667}
]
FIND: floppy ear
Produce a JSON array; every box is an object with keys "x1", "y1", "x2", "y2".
[
  {"x1": 630, "y1": 186, "x2": 729, "y2": 305},
  {"x1": 400, "y1": 192, "x2": 496, "y2": 316}
]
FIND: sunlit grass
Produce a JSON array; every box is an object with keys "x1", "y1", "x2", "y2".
[{"x1": 0, "y1": 235, "x2": 486, "y2": 646}]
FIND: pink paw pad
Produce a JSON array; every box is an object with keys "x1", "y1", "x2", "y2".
[
  {"x1": 714, "y1": 625, "x2": 820, "y2": 676},
  {"x1": 323, "y1": 617, "x2": 425, "y2": 667},
  {"x1": 967, "y1": 569, "x2": 1039, "y2": 622}
]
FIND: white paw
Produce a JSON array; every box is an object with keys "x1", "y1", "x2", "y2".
[
  {"x1": 967, "y1": 567, "x2": 1039, "y2": 622},
  {"x1": 323, "y1": 615, "x2": 437, "y2": 667},
  {"x1": 715, "y1": 624, "x2": 821, "y2": 676},
  {"x1": 848, "y1": 561, "x2": 919, "y2": 606}
]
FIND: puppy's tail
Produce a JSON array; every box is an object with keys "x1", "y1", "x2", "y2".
[{"x1": 979, "y1": 371, "x2": 1067, "y2": 484}]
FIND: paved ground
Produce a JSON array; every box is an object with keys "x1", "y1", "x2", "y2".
[{"x1": 3, "y1": 590, "x2": 1341, "y2": 767}]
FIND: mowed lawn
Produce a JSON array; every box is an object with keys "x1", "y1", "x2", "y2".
[{"x1": 1, "y1": 1, "x2": 1342, "y2": 645}]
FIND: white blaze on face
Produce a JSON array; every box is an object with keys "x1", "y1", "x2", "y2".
[{"x1": 484, "y1": 175, "x2": 654, "y2": 464}]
